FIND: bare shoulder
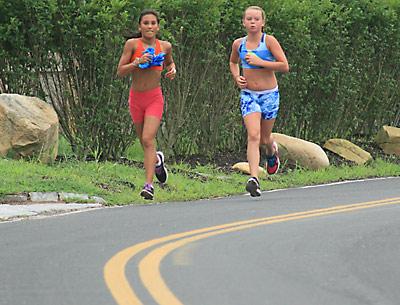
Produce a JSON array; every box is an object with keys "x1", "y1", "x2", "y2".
[
  {"x1": 159, "y1": 40, "x2": 172, "y2": 52},
  {"x1": 231, "y1": 37, "x2": 244, "y2": 55},
  {"x1": 265, "y1": 34, "x2": 280, "y2": 46},
  {"x1": 124, "y1": 38, "x2": 138, "y2": 50},
  {"x1": 232, "y1": 37, "x2": 244, "y2": 48}
]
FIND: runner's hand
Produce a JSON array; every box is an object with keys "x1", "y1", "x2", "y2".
[
  {"x1": 140, "y1": 53, "x2": 153, "y2": 63},
  {"x1": 245, "y1": 52, "x2": 263, "y2": 66},
  {"x1": 235, "y1": 75, "x2": 247, "y2": 89},
  {"x1": 165, "y1": 67, "x2": 176, "y2": 80}
]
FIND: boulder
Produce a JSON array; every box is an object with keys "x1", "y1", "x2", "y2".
[
  {"x1": 0, "y1": 94, "x2": 59, "y2": 163},
  {"x1": 272, "y1": 133, "x2": 329, "y2": 170},
  {"x1": 323, "y1": 138, "x2": 372, "y2": 164},
  {"x1": 375, "y1": 125, "x2": 400, "y2": 156},
  {"x1": 232, "y1": 162, "x2": 266, "y2": 175}
]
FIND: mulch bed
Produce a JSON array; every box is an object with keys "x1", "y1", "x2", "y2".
[
  {"x1": 173, "y1": 139, "x2": 399, "y2": 174},
  {"x1": 57, "y1": 139, "x2": 399, "y2": 175}
]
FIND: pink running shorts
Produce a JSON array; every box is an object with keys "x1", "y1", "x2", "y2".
[{"x1": 129, "y1": 86, "x2": 164, "y2": 123}]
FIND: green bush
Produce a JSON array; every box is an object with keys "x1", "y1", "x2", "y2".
[
  {"x1": 154, "y1": 0, "x2": 250, "y2": 157},
  {"x1": 1, "y1": 0, "x2": 137, "y2": 159},
  {"x1": 1, "y1": 0, "x2": 399, "y2": 160},
  {"x1": 267, "y1": 0, "x2": 400, "y2": 141}
]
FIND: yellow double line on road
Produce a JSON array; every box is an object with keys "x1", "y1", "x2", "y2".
[{"x1": 104, "y1": 197, "x2": 400, "y2": 305}]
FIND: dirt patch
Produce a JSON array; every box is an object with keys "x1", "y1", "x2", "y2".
[
  {"x1": 174, "y1": 138, "x2": 399, "y2": 173},
  {"x1": 173, "y1": 151, "x2": 247, "y2": 173},
  {"x1": 59, "y1": 138, "x2": 399, "y2": 174}
]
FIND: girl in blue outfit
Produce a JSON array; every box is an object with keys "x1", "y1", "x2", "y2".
[{"x1": 229, "y1": 6, "x2": 289, "y2": 197}]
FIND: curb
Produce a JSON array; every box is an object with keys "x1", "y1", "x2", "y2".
[{"x1": 0, "y1": 192, "x2": 106, "y2": 222}]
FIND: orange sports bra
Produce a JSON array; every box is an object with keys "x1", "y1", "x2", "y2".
[{"x1": 131, "y1": 39, "x2": 163, "y2": 71}]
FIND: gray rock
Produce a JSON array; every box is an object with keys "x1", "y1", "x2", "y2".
[
  {"x1": 0, "y1": 94, "x2": 59, "y2": 163},
  {"x1": 29, "y1": 192, "x2": 59, "y2": 202},
  {"x1": 0, "y1": 194, "x2": 29, "y2": 204},
  {"x1": 89, "y1": 196, "x2": 107, "y2": 204},
  {"x1": 323, "y1": 138, "x2": 372, "y2": 164},
  {"x1": 59, "y1": 192, "x2": 89, "y2": 202},
  {"x1": 375, "y1": 125, "x2": 400, "y2": 156}
]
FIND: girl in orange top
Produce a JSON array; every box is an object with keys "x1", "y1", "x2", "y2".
[{"x1": 117, "y1": 9, "x2": 176, "y2": 200}]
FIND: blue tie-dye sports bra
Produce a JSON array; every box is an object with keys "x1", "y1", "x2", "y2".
[{"x1": 239, "y1": 33, "x2": 275, "y2": 69}]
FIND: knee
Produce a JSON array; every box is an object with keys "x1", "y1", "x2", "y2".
[
  {"x1": 141, "y1": 135, "x2": 154, "y2": 149},
  {"x1": 247, "y1": 131, "x2": 260, "y2": 144}
]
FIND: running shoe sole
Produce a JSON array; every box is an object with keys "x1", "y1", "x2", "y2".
[
  {"x1": 266, "y1": 142, "x2": 280, "y2": 175},
  {"x1": 140, "y1": 189, "x2": 154, "y2": 200},
  {"x1": 246, "y1": 180, "x2": 261, "y2": 197},
  {"x1": 155, "y1": 151, "x2": 168, "y2": 184}
]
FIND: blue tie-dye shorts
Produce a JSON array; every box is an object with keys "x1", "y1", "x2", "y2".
[{"x1": 240, "y1": 86, "x2": 279, "y2": 120}]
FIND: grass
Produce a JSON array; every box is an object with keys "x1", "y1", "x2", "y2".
[
  {"x1": 1, "y1": 136, "x2": 398, "y2": 205},
  {"x1": 0, "y1": 157, "x2": 399, "y2": 205}
]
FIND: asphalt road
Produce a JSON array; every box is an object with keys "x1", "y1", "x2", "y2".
[{"x1": 1, "y1": 177, "x2": 399, "y2": 305}]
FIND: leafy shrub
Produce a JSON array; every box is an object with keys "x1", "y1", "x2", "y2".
[{"x1": 1, "y1": 0, "x2": 399, "y2": 159}]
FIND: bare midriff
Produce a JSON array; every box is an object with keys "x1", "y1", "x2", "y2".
[
  {"x1": 243, "y1": 68, "x2": 277, "y2": 91},
  {"x1": 131, "y1": 69, "x2": 162, "y2": 92}
]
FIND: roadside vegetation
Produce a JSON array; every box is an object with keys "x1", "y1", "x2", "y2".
[
  {"x1": 0, "y1": 138, "x2": 398, "y2": 205},
  {"x1": 1, "y1": 0, "x2": 399, "y2": 160},
  {"x1": 1, "y1": 0, "x2": 399, "y2": 204}
]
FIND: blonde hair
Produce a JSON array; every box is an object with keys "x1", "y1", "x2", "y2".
[{"x1": 243, "y1": 6, "x2": 266, "y2": 21}]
